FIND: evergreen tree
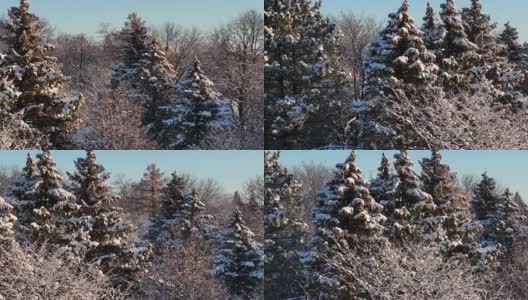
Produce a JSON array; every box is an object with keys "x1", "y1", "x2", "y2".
[
  {"x1": 365, "y1": 0, "x2": 438, "y2": 93},
  {"x1": 491, "y1": 189, "x2": 526, "y2": 260},
  {"x1": 498, "y1": 22, "x2": 521, "y2": 62},
  {"x1": 392, "y1": 150, "x2": 437, "y2": 240},
  {"x1": 160, "y1": 58, "x2": 229, "y2": 149},
  {"x1": 111, "y1": 13, "x2": 150, "y2": 92},
  {"x1": 0, "y1": 0, "x2": 83, "y2": 148},
  {"x1": 420, "y1": 150, "x2": 459, "y2": 204},
  {"x1": 11, "y1": 154, "x2": 38, "y2": 237},
  {"x1": 421, "y1": 2, "x2": 445, "y2": 54},
  {"x1": 472, "y1": 172, "x2": 498, "y2": 221},
  {"x1": 212, "y1": 208, "x2": 264, "y2": 299},
  {"x1": 460, "y1": 0, "x2": 496, "y2": 59},
  {"x1": 439, "y1": 0, "x2": 478, "y2": 71},
  {"x1": 264, "y1": 0, "x2": 338, "y2": 148},
  {"x1": 146, "y1": 171, "x2": 186, "y2": 247},
  {"x1": 30, "y1": 151, "x2": 81, "y2": 250},
  {"x1": 419, "y1": 151, "x2": 481, "y2": 257},
  {"x1": 264, "y1": 151, "x2": 306, "y2": 299},
  {"x1": 369, "y1": 153, "x2": 399, "y2": 215},
  {"x1": 68, "y1": 151, "x2": 152, "y2": 283},
  {"x1": 175, "y1": 189, "x2": 215, "y2": 239},
  {"x1": 140, "y1": 38, "x2": 176, "y2": 139},
  {"x1": 304, "y1": 152, "x2": 387, "y2": 298}
]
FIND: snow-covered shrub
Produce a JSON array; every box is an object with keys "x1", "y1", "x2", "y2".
[{"x1": 0, "y1": 242, "x2": 132, "y2": 300}]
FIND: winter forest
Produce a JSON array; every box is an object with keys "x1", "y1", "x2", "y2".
[
  {"x1": 265, "y1": 0, "x2": 528, "y2": 149},
  {"x1": 265, "y1": 150, "x2": 528, "y2": 299},
  {"x1": 0, "y1": 150, "x2": 264, "y2": 299},
  {"x1": 0, "y1": 0, "x2": 264, "y2": 150}
]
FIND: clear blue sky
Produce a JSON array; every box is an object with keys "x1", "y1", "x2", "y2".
[
  {"x1": 0, "y1": 150, "x2": 262, "y2": 193},
  {"x1": 0, "y1": 0, "x2": 262, "y2": 37},
  {"x1": 278, "y1": 150, "x2": 528, "y2": 201},
  {"x1": 323, "y1": 0, "x2": 528, "y2": 42}
]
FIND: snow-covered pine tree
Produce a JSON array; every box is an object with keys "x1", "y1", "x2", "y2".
[
  {"x1": 369, "y1": 153, "x2": 399, "y2": 216},
  {"x1": 498, "y1": 22, "x2": 522, "y2": 62},
  {"x1": 212, "y1": 208, "x2": 264, "y2": 299},
  {"x1": 111, "y1": 13, "x2": 150, "y2": 92},
  {"x1": 264, "y1": 0, "x2": 338, "y2": 149},
  {"x1": 471, "y1": 173, "x2": 502, "y2": 262},
  {"x1": 439, "y1": 0, "x2": 479, "y2": 72},
  {"x1": 513, "y1": 192, "x2": 528, "y2": 218},
  {"x1": 365, "y1": 0, "x2": 438, "y2": 93},
  {"x1": 139, "y1": 163, "x2": 165, "y2": 218},
  {"x1": 303, "y1": 151, "x2": 389, "y2": 298},
  {"x1": 314, "y1": 151, "x2": 386, "y2": 240},
  {"x1": 176, "y1": 189, "x2": 215, "y2": 239},
  {"x1": 421, "y1": 2, "x2": 445, "y2": 54},
  {"x1": 419, "y1": 151, "x2": 482, "y2": 257},
  {"x1": 146, "y1": 171, "x2": 186, "y2": 248},
  {"x1": 392, "y1": 150, "x2": 437, "y2": 240},
  {"x1": 472, "y1": 172, "x2": 498, "y2": 221},
  {"x1": 68, "y1": 151, "x2": 152, "y2": 283},
  {"x1": 0, "y1": 0, "x2": 83, "y2": 148},
  {"x1": 264, "y1": 151, "x2": 306, "y2": 299},
  {"x1": 460, "y1": 0, "x2": 497, "y2": 61},
  {"x1": 140, "y1": 38, "x2": 176, "y2": 141},
  {"x1": 160, "y1": 58, "x2": 231, "y2": 149},
  {"x1": 491, "y1": 189, "x2": 526, "y2": 260},
  {"x1": 30, "y1": 151, "x2": 82, "y2": 251},
  {"x1": 11, "y1": 153, "x2": 38, "y2": 237}
]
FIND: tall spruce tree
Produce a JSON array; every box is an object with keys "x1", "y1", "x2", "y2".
[
  {"x1": 140, "y1": 38, "x2": 176, "y2": 140},
  {"x1": 305, "y1": 151, "x2": 387, "y2": 298},
  {"x1": 498, "y1": 22, "x2": 521, "y2": 62},
  {"x1": 0, "y1": 0, "x2": 83, "y2": 148},
  {"x1": 421, "y1": 2, "x2": 445, "y2": 54},
  {"x1": 264, "y1": 151, "x2": 306, "y2": 299},
  {"x1": 175, "y1": 189, "x2": 215, "y2": 239},
  {"x1": 460, "y1": 0, "x2": 496, "y2": 59},
  {"x1": 439, "y1": 0, "x2": 478, "y2": 71},
  {"x1": 369, "y1": 153, "x2": 399, "y2": 216},
  {"x1": 146, "y1": 171, "x2": 186, "y2": 247},
  {"x1": 472, "y1": 172, "x2": 498, "y2": 221},
  {"x1": 392, "y1": 150, "x2": 438, "y2": 240},
  {"x1": 30, "y1": 151, "x2": 82, "y2": 251},
  {"x1": 212, "y1": 208, "x2": 264, "y2": 299},
  {"x1": 365, "y1": 0, "x2": 438, "y2": 93},
  {"x1": 68, "y1": 151, "x2": 152, "y2": 283},
  {"x1": 11, "y1": 153, "x2": 38, "y2": 237},
  {"x1": 159, "y1": 58, "x2": 229, "y2": 149},
  {"x1": 111, "y1": 13, "x2": 150, "y2": 92},
  {"x1": 264, "y1": 0, "x2": 339, "y2": 149}
]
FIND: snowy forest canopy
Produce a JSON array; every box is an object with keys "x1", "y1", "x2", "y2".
[
  {"x1": 0, "y1": 0, "x2": 264, "y2": 150},
  {"x1": 264, "y1": 0, "x2": 528, "y2": 150},
  {"x1": 0, "y1": 150, "x2": 264, "y2": 299},
  {"x1": 265, "y1": 150, "x2": 528, "y2": 299}
]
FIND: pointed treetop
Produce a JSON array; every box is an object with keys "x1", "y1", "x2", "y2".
[{"x1": 399, "y1": 0, "x2": 409, "y2": 13}]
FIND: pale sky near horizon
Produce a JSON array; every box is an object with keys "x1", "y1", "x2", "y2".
[
  {"x1": 0, "y1": 151, "x2": 262, "y2": 194},
  {"x1": 0, "y1": 0, "x2": 263, "y2": 37},
  {"x1": 322, "y1": 0, "x2": 528, "y2": 43},
  {"x1": 278, "y1": 150, "x2": 528, "y2": 201}
]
